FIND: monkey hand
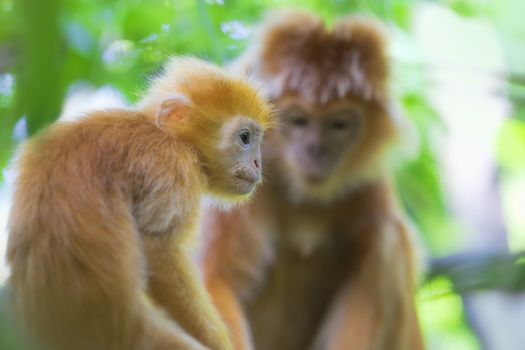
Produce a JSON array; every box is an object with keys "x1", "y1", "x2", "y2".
[{"x1": 203, "y1": 321, "x2": 234, "y2": 350}]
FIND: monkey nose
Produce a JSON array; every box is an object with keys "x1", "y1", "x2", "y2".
[
  {"x1": 307, "y1": 144, "x2": 328, "y2": 159},
  {"x1": 253, "y1": 159, "x2": 260, "y2": 169}
]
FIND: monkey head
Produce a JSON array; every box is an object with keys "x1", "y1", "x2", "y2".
[
  {"x1": 237, "y1": 10, "x2": 400, "y2": 202},
  {"x1": 277, "y1": 96, "x2": 364, "y2": 185},
  {"x1": 213, "y1": 115, "x2": 265, "y2": 196},
  {"x1": 140, "y1": 57, "x2": 273, "y2": 202}
]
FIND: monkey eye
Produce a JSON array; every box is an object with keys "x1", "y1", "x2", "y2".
[
  {"x1": 331, "y1": 121, "x2": 348, "y2": 130},
  {"x1": 239, "y1": 130, "x2": 251, "y2": 145},
  {"x1": 291, "y1": 117, "x2": 309, "y2": 127}
]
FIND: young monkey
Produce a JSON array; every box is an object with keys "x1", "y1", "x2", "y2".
[{"x1": 6, "y1": 57, "x2": 272, "y2": 350}]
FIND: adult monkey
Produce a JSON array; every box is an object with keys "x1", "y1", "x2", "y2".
[{"x1": 200, "y1": 9, "x2": 425, "y2": 350}]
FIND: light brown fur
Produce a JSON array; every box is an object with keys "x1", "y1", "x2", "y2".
[
  {"x1": 201, "y1": 10, "x2": 424, "y2": 350},
  {"x1": 7, "y1": 57, "x2": 272, "y2": 350}
]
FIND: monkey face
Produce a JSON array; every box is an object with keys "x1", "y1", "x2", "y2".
[
  {"x1": 277, "y1": 99, "x2": 363, "y2": 185},
  {"x1": 214, "y1": 116, "x2": 264, "y2": 196}
]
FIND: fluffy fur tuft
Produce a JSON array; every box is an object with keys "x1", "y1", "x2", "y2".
[
  {"x1": 237, "y1": 9, "x2": 389, "y2": 105},
  {"x1": 141, "y1": 56, "x2": 273, "y2": 129}
]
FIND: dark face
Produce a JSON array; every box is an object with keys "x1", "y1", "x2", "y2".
[{"x1": 278, "y1": 100, "x2": 364, "y2": 184}]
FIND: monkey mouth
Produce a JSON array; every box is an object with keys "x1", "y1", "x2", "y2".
[
  {"x1": 303, "y1": 173, "x2": 327, "y2": 184},
  {"x1": 235, "y1": 174, "x2": 260, "y2": 184},
  {"x1": 296, "y1": 163, "x2": 332, "y2": 183},
  {"x1": 232, "y1": 175, "x2": 259, "y2": 195}
]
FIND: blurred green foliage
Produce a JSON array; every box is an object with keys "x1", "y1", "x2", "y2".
[
  {"x1": 418, "y1": 277, "x2": 480, "y2": 350},
  {"x1": 1, "y1": 0, "x2": 525, "y2": 349},
  {"x1": 0, "y1": 287, "x2": 34, "y2": 350}
]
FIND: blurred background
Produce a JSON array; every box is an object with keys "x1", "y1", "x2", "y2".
[{"x1": 0, "y1": 0, "x2": 524, "y2": 349}]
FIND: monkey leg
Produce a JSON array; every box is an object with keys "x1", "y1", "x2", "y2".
[
  {"x1": 7, "y1": 203, "x2": 206, "y2": 350},
  {"x1": 144, "y1": 236, "x2": 233, "y2": 350},
  {"x1": 311, "y1": 221, "x2": 424, "y2": 350},
  {"x1": 199, "y1": 204, "x2": 270, "y2": 350}
]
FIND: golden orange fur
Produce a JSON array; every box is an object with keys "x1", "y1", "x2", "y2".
[
  {"x1": 236, "y1": 9, "x2": 388, "y2": 105},
  {"x1": 7, "y1": 57, "x2": 272, "y2": 350},
  {"x1": 201, "y1": 9, "x2": 424, "y2": 350}
]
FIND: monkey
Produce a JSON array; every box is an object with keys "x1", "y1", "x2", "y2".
[
  {"x1": 200, "y1": 10, "x2": 425, "y2": 350},
  {"x1": 6, "y1": 57, "x2": 273, "y2": 350}
]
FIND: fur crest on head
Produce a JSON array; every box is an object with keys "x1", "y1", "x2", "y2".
[{"x1": 237, "y1": 9, "x2": 389, "y2": 105}]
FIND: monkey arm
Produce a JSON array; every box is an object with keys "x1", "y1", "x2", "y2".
[
  {"x1": 144, "y1": 235, "x2": 233, "y2": 350},
  {"x1": 312, "y1": 220, "x2": 424, "y2": 350},
  {"x1": 199, "y1": 204, "x2": 272, "y2": 350},
  {"x1": 206, "y1": 277, "x2": 254, "y2": 350}
]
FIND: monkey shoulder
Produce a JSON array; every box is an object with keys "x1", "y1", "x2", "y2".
[{"x1": 15, "y1": 110, "x2": 202, "y2": 204}]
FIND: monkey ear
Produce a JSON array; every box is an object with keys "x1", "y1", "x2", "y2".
[{"x1": 157, "y1": 94, "x2": 192, "y2": 123}]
